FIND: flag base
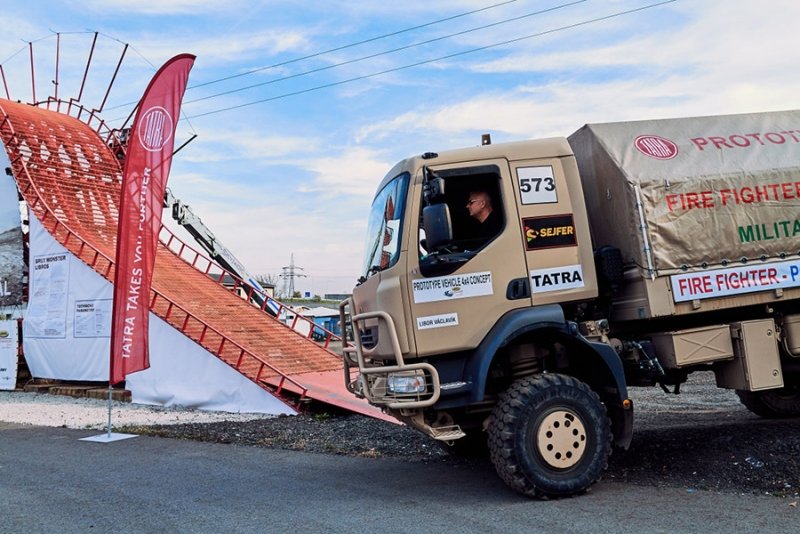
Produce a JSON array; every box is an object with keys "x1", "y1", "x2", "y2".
[{"x1": 80, "y1": 432, "x2": 138, "y2": 443}]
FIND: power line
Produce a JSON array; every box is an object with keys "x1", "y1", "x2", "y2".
[
  {"x1": 103, "y1": 0, "x2": 520, "y2": 112},
  {"x1": 183, "y1": 0, "x2": 585, "y2": 106},
  {"x1": 184, "y1": 0, "x2": 677, "y2": 121},
  {"x1": 188, "y1": 0, "x2": 520, "y2": 90}
]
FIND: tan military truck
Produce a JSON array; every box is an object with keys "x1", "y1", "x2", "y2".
[{"x1": 339, "y1": 110, "x2": 800, "y2": 498}]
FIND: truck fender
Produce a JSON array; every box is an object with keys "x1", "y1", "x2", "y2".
[
  {"x1": 570, "y1": 336, "x2": 633, "y2": 449},
  {"x1": 466, "y1": 304, "x2": 568, "y2": 403},
  {"x1": 465, "y1": 305, "x2": 633, "y2": 448}
]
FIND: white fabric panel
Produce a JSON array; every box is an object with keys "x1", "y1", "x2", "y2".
[
  {"x1": 24, "y1": 214, "x2": 295, "y2": 415},
  {"x1": 24, "y1": 216, "x2": 111, "y2": 380},
  {"x1": 127, "y1": 315, "x2": 296, "y2": 415}
]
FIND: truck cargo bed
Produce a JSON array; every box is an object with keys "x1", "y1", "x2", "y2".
[{"x1": 568, "y1": 110, "x2": 800, "y2": 320}]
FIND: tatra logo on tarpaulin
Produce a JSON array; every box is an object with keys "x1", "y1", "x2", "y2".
[
  {"x1": 635, "y1": 129, "x2": 800, "y2": 160},
  {"x1": 634, "y1": 135, "x2": 679, "y2": 160},
  {"x1": 138, "y1": 106, "x2": 174, "y2": 152}
]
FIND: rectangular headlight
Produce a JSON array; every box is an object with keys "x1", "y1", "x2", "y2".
[{"x1": 387, "y1": 372, "x2": 426, "y2": 394}]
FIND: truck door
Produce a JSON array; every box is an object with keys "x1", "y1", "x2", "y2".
[
  {"x1": 510, "y1": 156, "x2": 597, "y2": 307},
  {"x1": 408, "y1": 159, "x2": 531, "y2": 357}
]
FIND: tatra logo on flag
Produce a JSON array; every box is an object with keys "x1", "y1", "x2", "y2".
[
  {"x1": 109, "y1": 54, "x2": 195, "y2": 385},
  {"x1": 139, "y1": 106, "x2": 174, "y2": 152}
]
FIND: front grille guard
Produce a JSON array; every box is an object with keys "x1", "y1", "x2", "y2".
[{"x1": 339, "y1": 297, "x2": 440, "y2": 409}]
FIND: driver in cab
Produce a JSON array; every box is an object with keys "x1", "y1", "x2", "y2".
[{"x1": 466, "y1": 190, "x2": 502, "y2": 243}]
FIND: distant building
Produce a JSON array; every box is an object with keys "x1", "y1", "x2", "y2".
[
  {"x1": 323, "y1": 293, "x2": 351, "y2": 302},
  {"x1": 306, "y1": 306, "x2": 341, "y2": 337},
  {"x1": 280, "y1": 305, "x2": 341, "y2": 339}
]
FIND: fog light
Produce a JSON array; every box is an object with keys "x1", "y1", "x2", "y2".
[{"x1": 387, "y1": 372, "x2": 426, "y2": 394}]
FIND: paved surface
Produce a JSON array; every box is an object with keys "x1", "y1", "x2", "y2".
[{"x1": 1, "y1": 424, "x2": 797, "y2": 533}]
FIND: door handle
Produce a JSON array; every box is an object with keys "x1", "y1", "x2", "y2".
[{"x1": 506, "y1": 277, "x2": 530, "y2": 300}]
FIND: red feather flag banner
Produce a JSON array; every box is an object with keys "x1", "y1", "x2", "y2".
[{"x1": 110, "y1": 54, "x2": 195, "y2": 385}]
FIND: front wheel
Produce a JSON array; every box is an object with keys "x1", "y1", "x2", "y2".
[
  {"x1": 736, "y1": 384, "x2": 800, "y2": 418},
  {"x1": 488, "y1": 373, "x2": 612, "y2": 498}
]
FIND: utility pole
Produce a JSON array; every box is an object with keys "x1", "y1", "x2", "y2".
[{"x1": 280, "y1": 253, "x2": 306, "y2": 298}]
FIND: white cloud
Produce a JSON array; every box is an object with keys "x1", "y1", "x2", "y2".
[
  {"x1": 358, "y1": 1, "x2": 800, "y2": 143},
  {"x1": 165, "y1": 145, "x2": 384, "y2": 289},
  {"x1": 300, "y1": 147, "x2": 393, "y2": 198},
  {"x1": 82, "y1": 0, "x2": 247, "y2": 15},
  {"x1": 123, "y1": 29, "x2": 312, "y2": 67},
  {"x1": 163, "y1": 188, "x2": 368, "y2": 293},
  {"x1": 473, "y1": 1, "x2": 800, "y2": 79},
  {"x1": 177, "y1": 127, "x2": 320, "y2": 164}
]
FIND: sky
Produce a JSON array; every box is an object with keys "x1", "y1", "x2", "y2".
[{"x1": 0, "y1": 0, "x2": 798, "y2": 297}]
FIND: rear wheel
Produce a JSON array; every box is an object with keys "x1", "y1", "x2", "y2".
[
  {"x1": 736, "y1": 384, "x2": 800, "y2": 418},
  {"x1": 488, "y1": 373, "x2": 611, "y2": 498}
]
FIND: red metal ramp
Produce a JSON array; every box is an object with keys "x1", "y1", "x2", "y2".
[
  {"x1": 264, "y1": 369, "x2": 389, "y2": 419},
  {"x1": 0, "y1": 99, "x2": 379, "y2": 417}
]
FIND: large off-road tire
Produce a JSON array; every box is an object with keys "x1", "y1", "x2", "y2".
[
  {"x1": 488, "y1": 373, "x2": 612, "y2": 499},
  {"x1": 736, "y1": 385, "x2": 800, "y2": 418}
]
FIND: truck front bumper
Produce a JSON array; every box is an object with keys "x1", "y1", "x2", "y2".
[{"x1": 339, "y1": 298, "x2": 441, "y2": 409}]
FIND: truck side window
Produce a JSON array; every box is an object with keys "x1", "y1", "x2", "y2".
[
  {"x1": 448, "y1": 171, "x2": 503, "y2": 251},
  {"x1": 419, "y1": 166, "x2": 504, "y2": 275}
]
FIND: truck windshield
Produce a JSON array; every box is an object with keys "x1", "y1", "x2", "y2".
[{"x1": 362, "y1": 172, "x2": 410, "y2": 278}]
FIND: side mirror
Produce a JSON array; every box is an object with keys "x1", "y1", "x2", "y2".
[
  {"x1": 422, "y1": 204, "x2": 452, "y2": 250},
  {"x1": 423, "y1": 167, "x2": 446, "y2": 204}
]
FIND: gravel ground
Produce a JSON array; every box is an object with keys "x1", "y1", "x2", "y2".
[
  {"x1": 2, "y1": 372, "x2": 798, "y2": 498},
  {"x1": 0, "y1": 391, "x2": 272, "y2": 428}
]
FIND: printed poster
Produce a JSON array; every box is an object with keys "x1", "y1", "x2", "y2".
[
  {"x1": 0, "y1": 319, "x2": 18, "y2": 390},
  {"x1": 26, "y1": 253, "x2": 70, "y2": 338},
  {"x1": 74, "y1": 299, "x2": 112, "y2": 338}
]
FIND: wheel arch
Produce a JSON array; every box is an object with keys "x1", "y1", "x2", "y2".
[
  {"x1": 464, "y1": 305, "x2": 633, "y2": 448},
  {"x1": 464, "y1": 305, "x2": 565, "y2": 402}
]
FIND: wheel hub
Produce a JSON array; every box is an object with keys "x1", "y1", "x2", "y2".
[{"x1": 535, "y1": 409, "x2": 587, "y2": 469}]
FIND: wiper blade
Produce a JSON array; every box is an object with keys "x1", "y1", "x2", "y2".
[{"x1": 355, "y1": 265, "x2": 382, "y2": 286}]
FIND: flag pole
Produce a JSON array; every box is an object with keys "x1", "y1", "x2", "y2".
[
  {"x1": 107, "y1": 383, "x2": 113, "y2": 438},
  {"x1": 80, "y1": 53, "x2": 195, "y2": 444},
  {"x1": 80, "y1": 374, "x2": 137, "y2": 443}
]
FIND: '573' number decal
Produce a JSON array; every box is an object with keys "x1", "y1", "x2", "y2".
[{"x1": 517, "y1": 166, "x2": 557, "y2": 204}]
